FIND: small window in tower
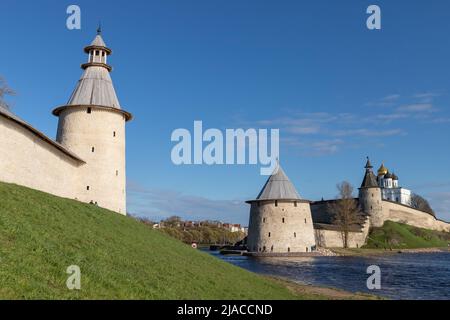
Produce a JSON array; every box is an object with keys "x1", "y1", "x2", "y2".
[
  {"x1": 268, "y1": 232, "x2": 271, "y2": 237},
  {"x1": 92, "y1": 147, "x2": 95, "y2": 153},
  {"x1": 271, "y1": 246, "x2": 273, "y2": 252},
  {"x1": 102, "y1": 52, "x2": 105, "y2": 57},
  {"x1": 294, "y1": 201, "x2": 297, "y2": 207},
  {"x1": 263, "y1": 246, "x2": 266, "y2": 252},
  {"x1": 371, "y1": 206, "x2": 373, "y2": 210},
  {"x1": 288, "y1": 247, "x2": 290, "y2": 253},
  {"x1": 305, "y1": 218, "x2": 307, "y2": 224},
  {"x1": 87, "y1": 186, "x2": 90, "y2": 191},
  {"x1": 87, "y1": 107, "x2": 92, "y2": 114},
  {"x1": 113, "y1": 131, "x2": 116, "y2": 137},
  {"x1": 275, "y1": 200, "x2": 278, "y2": 207},
  {"x1": 263, "y1": 218, "x2": 266, "y2": 223},
  {"x1": 116, "y1": 170, "x2": 119, "y2": 176},
  {"x1": 294, "y1": 232, "x2": 296, "y2": 238},
  {"x1": 306, "y1": 247, "x2": 309, "y2": 252},
  {"x1": 372, "y1": 193, "x2": 374, "y2": 197},
  {"x1": 282, "y1": 218, "x2": 285, "y2": 223},
  {"x1": 95, "y1": 50, "x2": 100, "y2": 56}
]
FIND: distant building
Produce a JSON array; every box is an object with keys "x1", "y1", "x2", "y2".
[{"x1": 376, "y1": 163, "x2": 411, "y2": 206}]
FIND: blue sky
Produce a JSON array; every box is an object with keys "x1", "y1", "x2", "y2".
[{"x1": 1, "y1": 0, "x2": 450, "y2": 224}]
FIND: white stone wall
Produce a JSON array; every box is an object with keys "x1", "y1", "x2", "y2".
[
  {"x1": 382, "y1": 200, "x2": 450, "y2": 232},
  {"x1": 56, "y1": 106, "x2": 127, "y2": 214},
  {"x1": 314, "y1": 217, "x2": 371, "y2": 248},
  {"x1": 247, "y1": 200, "x2": 316, "y2": 253},
  {"x1": 0, "y1": 116, "x2": 82, "y2": 200}
]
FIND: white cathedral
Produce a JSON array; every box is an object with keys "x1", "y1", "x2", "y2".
[{"x1": 376, "y1": 163, "x2": 412, "y2": 206}]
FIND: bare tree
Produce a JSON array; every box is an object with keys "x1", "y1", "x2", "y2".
[
  {"x1": 0, "y1": 76, "x2": 15, "y2": 110},
  {"x1": 327, "y1": 181, "x2": 363, "y2": 248},
  {"x1": 410, "y1": 193, "x2": 435, "y2": 217}
]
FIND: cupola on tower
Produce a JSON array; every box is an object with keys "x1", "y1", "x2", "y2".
[{"x1": 53, "y1": 29, "x2": 132, "y2": 214}]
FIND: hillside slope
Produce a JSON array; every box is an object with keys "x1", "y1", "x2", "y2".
[
  {"x1": 0, "y1": 181, "x2": 301, "y2": 299},
  {"x1": 364, "y1": 221, "x2": 450, "y2": 249}
]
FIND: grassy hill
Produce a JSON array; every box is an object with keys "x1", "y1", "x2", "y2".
[
  {"x1": 1, "y1": 181, "x2": 375, "y2": 300},
  {"x1": 363, "y1": 221, "x2": 450, "y2": 249}
]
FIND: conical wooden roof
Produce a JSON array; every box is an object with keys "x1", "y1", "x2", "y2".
[
  {"x1": 255, "y1": 164, "x2": 302, "y2": 200},
  {"x1": 67, "y1": 34, "x2": 121, "y2": 109}
]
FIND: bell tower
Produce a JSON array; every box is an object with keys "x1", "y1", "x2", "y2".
[{"x1": 53, "y1": 30, "x2": 132, "y2": 214}]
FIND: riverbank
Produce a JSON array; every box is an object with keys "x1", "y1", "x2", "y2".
[
  {"x1": 329, "y1": 247, "x2": 450, "y2": 257},
  {"x1": 265, "y1": 276, "x2": 382, "y2": 300}
]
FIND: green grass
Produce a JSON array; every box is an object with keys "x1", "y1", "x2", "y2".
[
  {"x1": 363, "y1": 221, "x2": 450, "y2": 249},
  {"x1": 0, "y1": 181, "x2": 314, "y2": 299}
]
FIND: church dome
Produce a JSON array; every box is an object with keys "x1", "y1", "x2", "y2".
[
  {"x1": 392, "y1": 173, "x2": 398, "y2": 180},
  {"x1": 385, "y1": 171, "x2": 393, "y2": 179},
  {"x1": 378, "y1": 163, "x2": 388, "y2": 176}
]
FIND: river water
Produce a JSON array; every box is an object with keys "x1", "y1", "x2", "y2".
[{"x1": 205, "y1": 250, "x2": 450, "y2": 300}]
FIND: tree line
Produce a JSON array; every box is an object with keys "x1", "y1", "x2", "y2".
[{"x1": 138, "y1": 216, "x2": 246, "y2": 245}]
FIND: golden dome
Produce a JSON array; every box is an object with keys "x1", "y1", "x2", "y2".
[{"x1": 377, "y1": 163, "x2": 388, "y2": 176}]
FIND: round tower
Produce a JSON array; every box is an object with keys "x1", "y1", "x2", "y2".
[
  {"x1": 53, "y1": 29, "x2": 132, "y2": 214},
  {"x1": 246, "y1": 164, "x2": 316, "y2": 254},
  {"x1": 359, "y1": 158, "x2": 384, "y2": 227}
]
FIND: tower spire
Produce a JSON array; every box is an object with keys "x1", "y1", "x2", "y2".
[
  {"x1": 97, "y1": 22, "x2": 102, "y2": 35},
  {"x1": 360, "y1": 157, "x2": 378, "y2": 188}
]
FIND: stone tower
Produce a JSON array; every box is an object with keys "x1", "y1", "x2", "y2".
[
  {"x1": 358, "y1": 158, "x2": 384, "y2": 227},
  {"x1": 246, "y1": 164, "x2": 316, "y2": 254},
  {"x1": 53, "y1": 30, "x2": 132, "y2": 214}
]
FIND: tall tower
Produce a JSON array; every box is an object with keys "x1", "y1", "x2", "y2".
[
  {"x1": 53, "y1": 30, "x2": 132, "y2": 214},
  {"x1": 359, "y1": 158, "x2": 384, "y2": 227},
  {"x1": 246, "y1": 164, "x2": 316, "y2": 254}
]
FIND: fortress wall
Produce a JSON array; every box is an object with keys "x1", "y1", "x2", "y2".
[
  {"x1": 382, "y1": 201, "x2": 450, "y2": 232},
  {"x1": 310, "y1": 202, "x2": 333, "y2": 223},
  {"x1": 314, "y1": 217, "x2": 371, "y2": 248},
  {"x1": 0, "y1": 116, "x2": 82, "y2": 200}
]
